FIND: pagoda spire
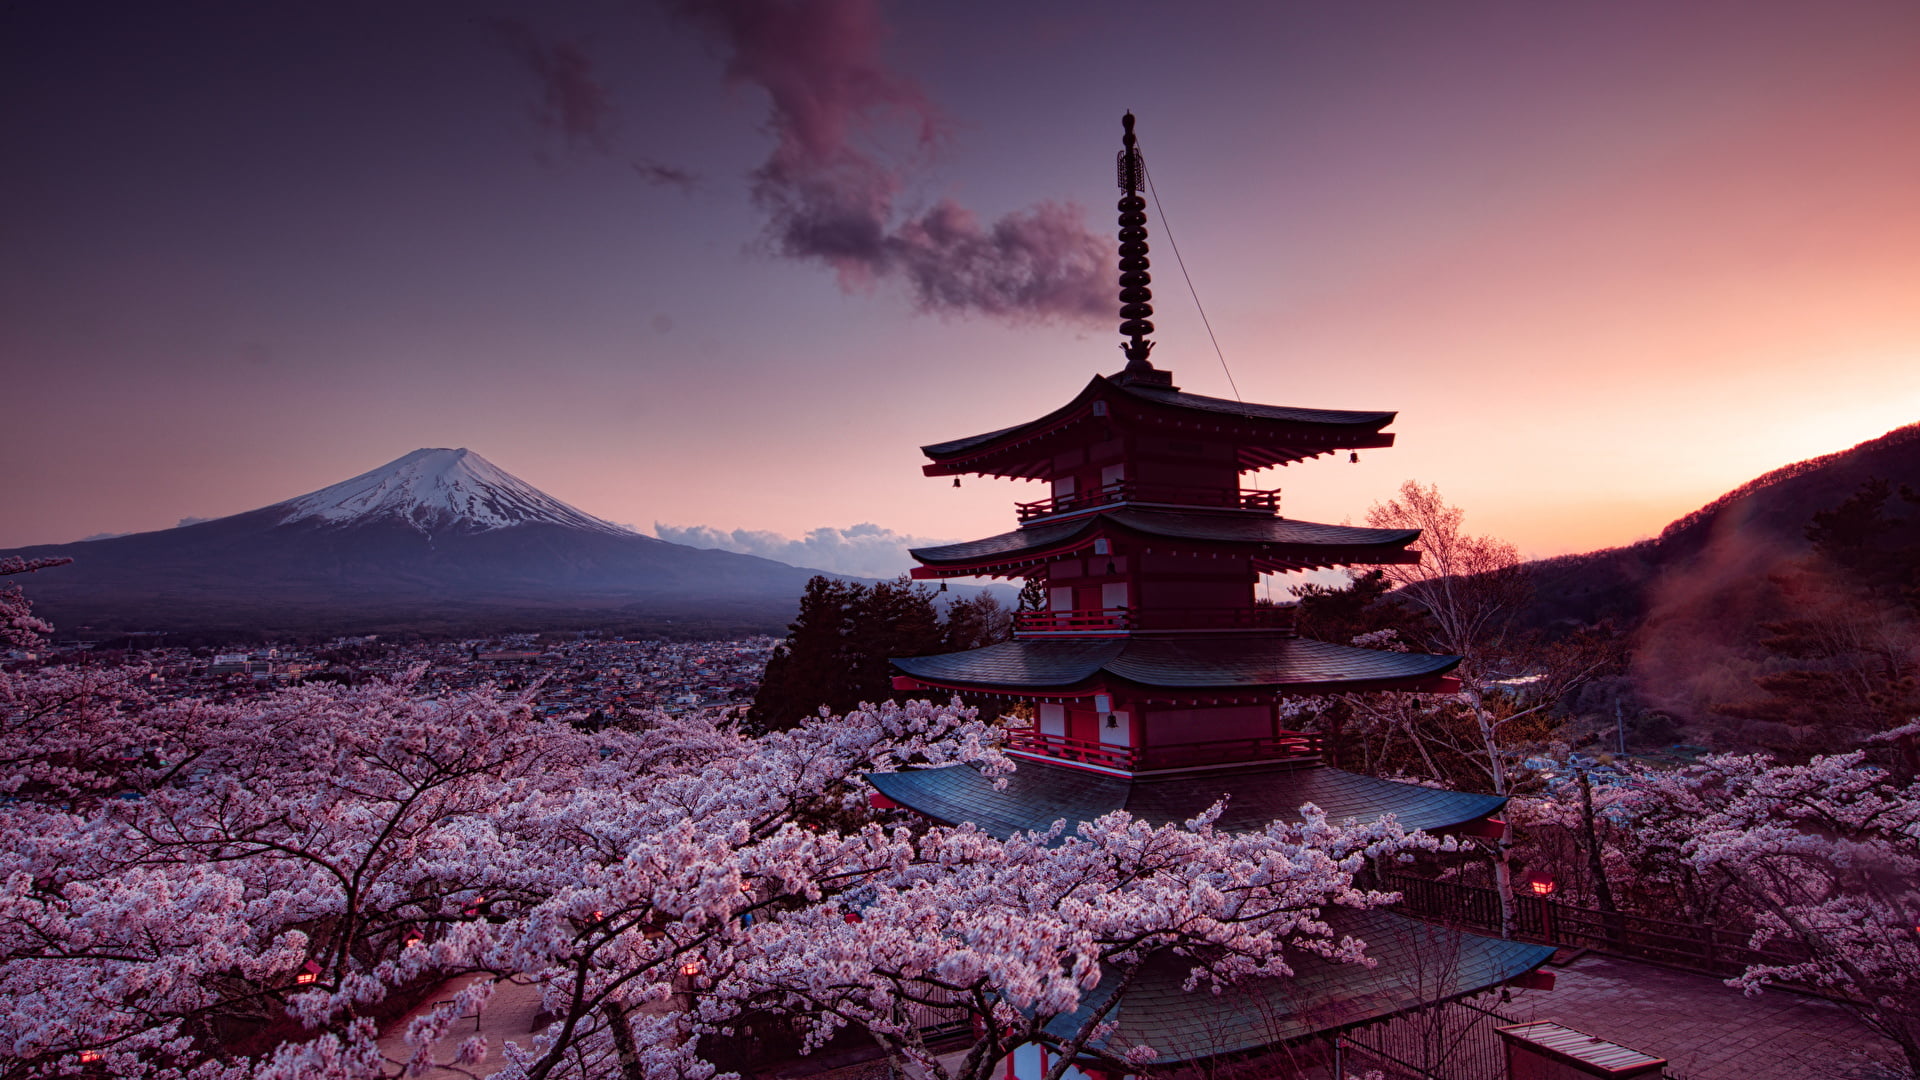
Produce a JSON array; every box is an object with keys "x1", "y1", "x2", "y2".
[{"x1": 1114, "y1": 112, "x2": 1169, "y2": 386}]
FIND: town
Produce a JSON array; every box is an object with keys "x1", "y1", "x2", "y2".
[{"x1": 8, "y1": 634, "x2": 779, "y2": 721}]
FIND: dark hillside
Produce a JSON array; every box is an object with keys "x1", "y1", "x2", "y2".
[
  {"x1": 1524, "y1": 423, "x2": 1920, "y2": 631},
  {"x1": 1521, "y1": 423, "x2": 1920, "y2": 753}
]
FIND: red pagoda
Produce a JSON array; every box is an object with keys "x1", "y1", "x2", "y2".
[{"x1": 871, "y1": 114, "x2": 1551, "y2": 1069}]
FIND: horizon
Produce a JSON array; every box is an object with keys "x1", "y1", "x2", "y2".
[
  {"x1": 16, "y1": 421, "x2": 1918, "y2": 578},
  {"x1": 7, "y1": 1, "x2": 1919, "y2": 564}
]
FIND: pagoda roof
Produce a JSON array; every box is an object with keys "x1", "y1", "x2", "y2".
[
  {"x1": 921, "y1": 373, "x2": 1397, "y2": 479},
  {"x1": 891, "y1": 636, "x2": 1459, "y2": 695},
  {"x1": 867, "y1": 756, "x2": 1539, "y2": 1063},
  {"x1": 1053, "y1": 907, "x2": 1554, "y2": 1062},
  {"x1": 909, "y1": 508, "x2": 1420, "y2": 575},
  {"x1": 866, "y1": 756, "x2": 1503, "y2": 837}
]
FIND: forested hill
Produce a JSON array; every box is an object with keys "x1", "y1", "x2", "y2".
[{"x1": 1524, "y1": 422, "x2": 1920, "y2": 630}]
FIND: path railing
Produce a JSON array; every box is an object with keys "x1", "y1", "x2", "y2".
[
  {"x1": 1371, "y1": 871, "x2": 1808, "y2": 981},
  {"x1": 1004, "y1": 729, "x2": 1321, "y2": 771},
  {"x1": 1013, "y1": 606, "x2": 1294, "y2": 634},
  {"x1": 1014, "y1": 481, "x2": 1280, "y2": 522}
]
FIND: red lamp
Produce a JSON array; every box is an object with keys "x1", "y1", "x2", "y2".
[
  {"x1": 1524, "y1": 871, "x2": 1556, "y2": 897},
  {"x1": 295, "y1": 960, "x2": 322, "y2": 985}
]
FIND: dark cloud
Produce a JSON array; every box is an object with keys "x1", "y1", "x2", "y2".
[
  {"x1": 491, "y1": 18, "x2": 617, "y2": 150},
  {"x1": 632, "y1": 157, "x2": 701, "y2": 191},
  {"x1": 670, "y1": 0, "x2": 1111, "y2": 325}
]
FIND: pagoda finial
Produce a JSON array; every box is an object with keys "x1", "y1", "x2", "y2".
[{"x1": 1114, "y1": 113, "x2": 1167, "y2": 385}]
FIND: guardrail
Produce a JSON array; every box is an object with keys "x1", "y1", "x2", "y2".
[
  {"x1": 1005, "y1": 729, "x2": 1322, "y2": 771},
  {"x1": 1014, "y1": 606, "x2": 1294, "y2": 634},
  {"x1": 1372, "y1": 871, "x2": 1809, "y2": 980},
  {"x1": 1015, "y1": 482, "x2": 1279, "y2": 522}
]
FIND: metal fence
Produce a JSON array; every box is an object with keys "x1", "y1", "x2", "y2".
[
  {"x1": 1372, "y1": 871, "x2": 1808, "y2": 981},
  {"x1": 1336, "y1": 998, "x2": 1518, "y2": 1080}
]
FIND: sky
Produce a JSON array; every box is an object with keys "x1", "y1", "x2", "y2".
[{"x1": 7, "y1": 1, "x2": 1920, "y2": 575}]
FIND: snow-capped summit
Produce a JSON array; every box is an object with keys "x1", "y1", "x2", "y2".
[{"x1": 274, "y1": 448, "x2": 631, "y2": 536}]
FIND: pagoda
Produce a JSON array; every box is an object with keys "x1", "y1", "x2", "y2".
[{"x1": 870, "y1": 114, "x2": 1551, "y2": 1070}]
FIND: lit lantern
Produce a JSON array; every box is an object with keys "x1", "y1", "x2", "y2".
[
  {"x1": 79, "y1": 1051, "x2": 102, "y2": 1064},
  {"x1": 680, "y1": 960, "x2": 703, "y2": 978},
  {"x1": 1524, "y1": 872, "x2": 1555, "y2": 897},
  {"x1": 295, "y1": 960, "x2": 322, "y2": 985}
]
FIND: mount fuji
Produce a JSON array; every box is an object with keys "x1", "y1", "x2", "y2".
[{"x1": 4, "y1": 449, "x2": 842, "y2": 640}]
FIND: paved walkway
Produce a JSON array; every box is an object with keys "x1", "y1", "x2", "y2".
[
  {"x1": 375, "y1": 975, "x2": 548, "y2": 1079},
  {"x1": 374, "y1": 953, "x2": 1908, "y2": 1080},
  {"x1": 1499, "y1": 952, "x2": 1904, "y2": 1080}
]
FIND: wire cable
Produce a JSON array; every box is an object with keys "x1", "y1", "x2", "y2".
[{"x1": 1143, "y1": 159, "x2": 1241, "y2": 402}]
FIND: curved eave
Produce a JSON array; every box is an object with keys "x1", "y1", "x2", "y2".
[
  {"x1": 866, "y1": 756, "x2": 1504, "y2": 838},
  {"x1": 907, "y1": 511, "x2": 1422, "y2": 578},
  {"x1": 920, "y1": 375, "x2": 1399, "y2": 479},
  {"x1": 890, "y1": 638, "x2": 1462, "y2": 696},
  {"x1": 1044, "y1": 908, "x2": 1554, "y2": 1064}
]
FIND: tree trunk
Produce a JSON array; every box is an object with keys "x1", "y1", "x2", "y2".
[
  {"x1": 1491, "y1": 829, "x2": 1517, "y2": 939},
  {"x1": 603, "y1": 1001, "x2": 647, "y2": 1080},
  {"x1": 1464, "y1": 682, "x2": 1518, "y2": 939},
  {"x1": 1577, "y1": 768, "x2": 1623, "y2": 948}
]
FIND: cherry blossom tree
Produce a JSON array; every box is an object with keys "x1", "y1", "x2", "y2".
[
  {"x1": 1626, "y1": 752, "x2": 1920, "y2": 1076},
  {"x1": 0, "y1": 666, "x2": 575, "y2": 1078},
  {"x1": 1364, "y1": 483, "x2": 1616, "y2": 935},
  {"x1": 712, "y1": 806, "x2": 1440, "y2": 1080},
  {"x1": 3, "y1": 557, "x2": 1443, "y2": 1080}
]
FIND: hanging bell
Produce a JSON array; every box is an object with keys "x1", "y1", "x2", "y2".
[
  {"x1": 938, "y1": 582, "x2": 948, "y2": 592},
  {"x1": 1349, "y1": 452, "x2": 1360, "y2": 464},
  {"x1": 953, "y1": 477, "x2": 961, "y2": 488},
  {"x1": 1105, "y1": 560, "x2": 1117, "y2": 575}
]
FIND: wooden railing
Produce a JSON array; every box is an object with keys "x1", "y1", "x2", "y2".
[
  {"x1": 1372, "y1": 871, "x2": 1810, "y2": 981},
  {"x1": 1015, "y1": 607, "x2": 1131, "y2": 633},
  {"x1": 1005, "y1": 728, "x2": 1322, "y2": 771},
  {"x1": 1014, "y1": 606, "x2": 1293, "y2": 634},
  {"x1": 1015, "y1": 481, "x2": 1280, "y2": 522}
]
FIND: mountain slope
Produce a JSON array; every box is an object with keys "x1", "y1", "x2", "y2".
[
  {"x1": 275, "y1": 447, "x2": 633, "y2": 536},
  {"x1": 1526, "y1": 423, "x2": 1920, "y2": 629},
  {"x1": 3, "y1": 449, "x2": 842, "y2": 639}
]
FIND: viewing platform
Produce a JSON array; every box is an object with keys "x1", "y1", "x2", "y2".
[
  {"x1": 1013, "y1": 605, "x2": 1294, "y2": 635},
  {"x1": 1015, "y1": 482, "x2": 1280, "y2": 523},
  {"x1": 1003, "y1": 729, "x2": 1321, "y2": 773}
]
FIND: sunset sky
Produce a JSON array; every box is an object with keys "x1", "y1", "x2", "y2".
[{"x1": 8, "y1": 1, "x2": 1920, "y2": 573}]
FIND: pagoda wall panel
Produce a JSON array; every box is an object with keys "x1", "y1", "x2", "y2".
[
  {"x1": 1138, "y1": 552, "x2": 1253, "y2": 574},
  {"x1": 1143, "y1": 704, "x2": 1270, "y2": 746},
  {"x1": 1138, "y1": 577, "x2": 1253, "y2": 610},
  {"x1": 1132, "y1": 457, "x2": 1239, "y2": 491},
  {"x1": 1139, "y1": 435, "x2": 1233, "y2": 460}
]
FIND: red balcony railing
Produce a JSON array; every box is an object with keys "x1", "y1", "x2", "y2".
[
  {"x1": 1016, "y1": 482, "x2": 1279, "y2": 522},
  {"x1": 1004, "y1": 728, "x2": 1322, "y2": 771},
  {"x1": 1014, "y1": 606, "x2": 1294, "y2": 634}
]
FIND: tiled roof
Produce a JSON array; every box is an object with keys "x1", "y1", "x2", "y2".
[
  {"x1": 1115, "y1": 381, "x2": 1394, "y2": 428},
  {"x1": 865, "y1": 758, "x2": 1537, "y2": 1062},
  {"x1": 891, "y1": 637, "x2": 1459, "y2": 692},
  {"x1": 1048, "y1": 907, "x2": 1555, "y2": 1060},
  {"x1": 920, "y1": 374, "x2": 1395, "y2": 463},
  {"x1": 867, "y1": 757, "x2": 1505, "y2": 837},
  {"x1": 909, "y1": 509, "x2": 1419, "y2": 566}
]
